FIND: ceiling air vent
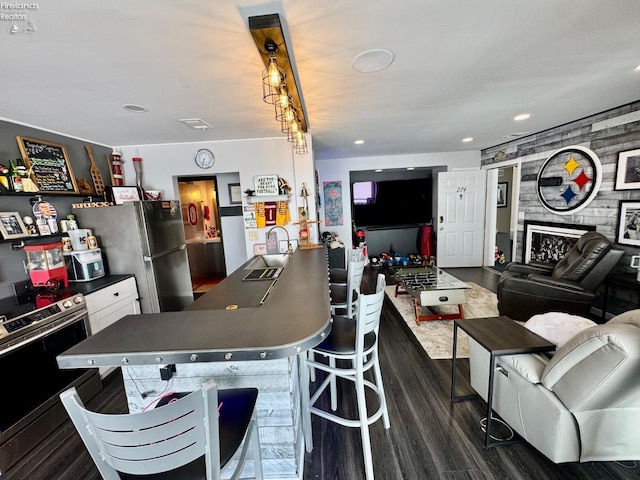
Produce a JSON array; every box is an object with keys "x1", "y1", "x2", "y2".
[{"x1": 179, "y1": 118, "x2": 212, "y2": 130}]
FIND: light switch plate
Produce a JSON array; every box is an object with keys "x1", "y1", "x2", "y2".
[{"x1": 249, "y1": 231, "x2": 258, "y2": 240}]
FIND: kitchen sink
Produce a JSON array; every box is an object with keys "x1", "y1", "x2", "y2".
[
  {"x1": 244, "y1": 253, "x2": 290, "y2": 270},
  {"x1": 261, "y1": 253, "x2": 290, "y2": 267}
]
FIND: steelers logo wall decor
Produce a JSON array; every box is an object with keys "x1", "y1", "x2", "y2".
[{"x1": 536, "y1": 145, "x2": 602, "y2": 215}]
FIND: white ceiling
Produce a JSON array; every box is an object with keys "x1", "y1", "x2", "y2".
[{"x1": 2, "y1": 1, "x2": 639, "y2": 161}]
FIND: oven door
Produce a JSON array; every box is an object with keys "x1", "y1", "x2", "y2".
[{"x1": 0, "y1": 310, "x2": 101, "y2": 473}]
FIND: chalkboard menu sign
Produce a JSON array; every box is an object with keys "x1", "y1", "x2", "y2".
[{"x1": 16, "y1": 136, "x2": 78, "y2": 193}]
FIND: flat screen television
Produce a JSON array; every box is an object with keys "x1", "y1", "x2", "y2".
[{"x1": 351, "y1": 178, "x2": 432, "y2": 228}]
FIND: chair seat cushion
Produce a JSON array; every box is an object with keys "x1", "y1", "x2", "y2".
[
  {"x1": 329, "y1": 284, "x2": 358, "y2": 305},
  {"x1": 313, "y1": 314, "x2": 376, "y2": 354},
  {"x1": 120, "y1": 388, "x2": 259, "y2": 479},
  {"x1": 329, "y1": 268, "x2": 347, "y2": 284}
]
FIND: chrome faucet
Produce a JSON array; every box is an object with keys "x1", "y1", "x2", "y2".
[{"x1": 267, "y1": 226, "x2": 293, "y2": 255}]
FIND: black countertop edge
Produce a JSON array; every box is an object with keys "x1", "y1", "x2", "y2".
[
  {"x1": 57, "y1": 248, "x2": 332, "y2": 368},
  {"x1": 56, "y1": 274, "x2": 136, "y2": 298}
]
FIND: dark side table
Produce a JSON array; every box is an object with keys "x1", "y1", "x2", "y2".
[
  {"x1": 600, "y1": 272, "x2": 639, "y2": 322},
  {"x1": 450, "y1": 316, "x2": 555, "y2": 448}
]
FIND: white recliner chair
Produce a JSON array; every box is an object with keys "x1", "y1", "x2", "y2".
[{"x1": 469, "y1": 310, "x2": 640, "y2": 463}]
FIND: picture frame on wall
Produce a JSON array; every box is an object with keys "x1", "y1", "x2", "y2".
[
  {"x1": 16, "y1": 136, "x2": 79, "y2": 193},
  {"x1": 253, "y1": 175, "x2": 279, "y2": 196},
  {"x1": 497, "y1": 182, "x2": 508, "y2": 208},
  {"x1": 522, "y1": 220, "x2": 596, "y2": 266},
  {"x1": 614, "y1": 148, "x2": 640, "y2": 190},
  {"x1": 0, "y1": 212, "x2": 29, "y2": 240},
  {"x1": 228, "y1": 183, "x2": 242, "y2": 204},
  {"x1": 615, "y1": 201, "x2": 640, "y2": 246}
]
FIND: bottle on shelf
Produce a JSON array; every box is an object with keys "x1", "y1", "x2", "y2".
[{"x1": 9, "y1": 160, "x2": 23, "y2": 192}]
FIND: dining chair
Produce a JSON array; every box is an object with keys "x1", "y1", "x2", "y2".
[
  {"x1": 60, "y1": 379, "x2": 263, "y2": 480},
  {"x1": 303, "y1": 273, "x2": 390, "y2": 480}
]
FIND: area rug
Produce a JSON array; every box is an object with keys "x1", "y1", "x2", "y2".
[{"x1": 384, "y1": 283, "x2": 499, "y2": 359}]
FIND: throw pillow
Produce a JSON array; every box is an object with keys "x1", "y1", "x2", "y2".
[{"x1": 525, "y1": 312, "x2": 597, "y2": 349}]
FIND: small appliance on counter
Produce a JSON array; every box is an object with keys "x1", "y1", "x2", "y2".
[
  {"x1": 24, "y1": 242, "x2": 69, "y2": 289},
  {"x1": 64, "y1": 248, "x2": 105, "y2": 282}
]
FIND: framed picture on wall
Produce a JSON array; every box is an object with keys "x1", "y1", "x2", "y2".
[
  {"x1": 614, "y1": 149, "x2": 640, "y2": 190},
  {"x1": 0, "y1": 212, "x2": 29, "y2": 239},
  {"x1": 253, "y1": 175, "x2": 279, "y2": 196},
  {"x1": 522, "y1": 220, "x2": 596, "y2": 266},
  {"x1": 616, "y1": 201, "x2": 640, "y2": 246},
  {"x1": 497, "y1": 182, "x2": 508, "y2": 208},
  {"x1": 228, "y1": 183, "x2": 242, "y2": 204}
]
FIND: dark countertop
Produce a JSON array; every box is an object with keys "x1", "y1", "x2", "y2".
[
  {"x1": 58, "y1": 274, "x2": 136, "y2": 297},
  {"x1": 57, "y1": 248, "x2": 331, "y2": 368}
]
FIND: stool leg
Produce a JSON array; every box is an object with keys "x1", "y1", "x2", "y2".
[
  {"x1": 250, "y1": 413, "x2": 264, "y2": 479},
  {"x1": 372, "y1": 351, "x2": 390, "y2": 429},
  {"x1": 329, "y1": 357, "x2": 337, "y2": 411},
  {"x1": 356, "y1": 367, "x2": 374, "y2": 480},
  {"x1": 298, "y1": 353, "x2": 313, "y2": 453},
  {"x1": 308, "y1": 351, "x2": 316, "y2": 382}
]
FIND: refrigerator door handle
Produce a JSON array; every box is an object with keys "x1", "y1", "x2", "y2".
[{"x1": 143, "y1": 244, "x2": 186, "y2": 262}]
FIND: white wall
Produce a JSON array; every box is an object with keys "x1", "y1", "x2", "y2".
[
  {"x1": 118, "y1": 135, "x2": 315, "y2": 272},
  {"x1": 315, "y1": 150, "x2": 481, "y2": 245}
]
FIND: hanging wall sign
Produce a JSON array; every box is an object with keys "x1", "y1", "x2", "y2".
[
  {"x1": 187, "y1": 203, "x2": 198, "y2": 225},
  {"x1": 536, "y1": 145, "x2": 602, "y2": 215},
  {"x1": 16, "y1": 136, "x2": 79, "y2": 193}
]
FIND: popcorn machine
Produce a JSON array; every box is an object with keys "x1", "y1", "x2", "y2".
[{"x1": 24, "y1": 242, "x2": 69, "y2": 289}]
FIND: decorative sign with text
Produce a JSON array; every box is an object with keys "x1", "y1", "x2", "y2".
[{"x1": 17, "y1": 136, "x2": 79, "y2": 193}]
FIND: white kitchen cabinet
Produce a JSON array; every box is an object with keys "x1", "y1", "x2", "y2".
[{"x1": 85, "y1": 277, "x2": 140, "y2": 377}]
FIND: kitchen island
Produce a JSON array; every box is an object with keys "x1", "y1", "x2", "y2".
[{"x1": 57, "y1": 247, "x2": 331, "y2": 479}]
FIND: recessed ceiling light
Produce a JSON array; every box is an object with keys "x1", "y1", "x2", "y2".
[
  {"x1": 634, "y1": 64, "x2": 640, "y2": 71},
  {"x1": 407, "y1": 167, "x2": 415, "y2": 170},
  {"x1": 122, "y1": 104, "x2": 148, "y2": 113},
  {"x1": 462, "y1": 137, "x2": 474, "y2": 143},
  {"x1": 352, "y1": 49, "x2": 395, "y2": 73},
  {"x1": 514, "y1": 113, "x2": 531, "y2": 121},
  {"x1": 375, "y1": 169, "x2": 383, "y2": 172},
  {"x1": 354, "y1": 139, "x2": 365, "y2": 145}
]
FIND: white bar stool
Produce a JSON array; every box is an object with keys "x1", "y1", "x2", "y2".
[{"x1": 301, "y1": 273, "x2": 390, "y2": 480}]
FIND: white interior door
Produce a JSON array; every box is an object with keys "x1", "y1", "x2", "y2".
[{"x1": 436, "y1": 170, "x2": 487, "y2": 267}]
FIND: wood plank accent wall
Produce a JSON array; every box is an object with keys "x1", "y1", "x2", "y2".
[{"x1": 481, "y1": 101, "x2": 640, "y2": 316}]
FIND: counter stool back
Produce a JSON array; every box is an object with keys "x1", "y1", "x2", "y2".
[
  {"x1": 303, "y1": 273, "x2": 390, "y2": 480},
  {"x1": 329, "y1": 247, "x2": 366, "y2": 285},
  {"x1": 60, "y1": 379, "x2": 263, "y2": 480},
  {"x1": 329, "y1": 255, "x2": 366, "y2": 318}
]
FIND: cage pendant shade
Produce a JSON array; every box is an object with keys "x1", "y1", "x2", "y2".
[
  {"x1": 294, "y1": 134, "x2": 308, "y2": 154},
  {"x1": 262, "y1": 56, "x2": 285, "y2": 104},
  {"x1": 278, "y1": 105, "x2": 297, "y2": 133}
]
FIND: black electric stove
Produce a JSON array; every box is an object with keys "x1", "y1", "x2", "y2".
[{"x1": 0, "y1": 283, "x2": 100, "y2": 475}]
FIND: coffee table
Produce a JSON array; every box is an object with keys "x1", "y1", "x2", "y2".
[{"x1": 394, "y1": 266, "x2": 471, "y2": 325}]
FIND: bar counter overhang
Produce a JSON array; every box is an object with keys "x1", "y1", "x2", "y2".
[{"x1": 57, "y1": 247, "x2": 331, "y2": 368}]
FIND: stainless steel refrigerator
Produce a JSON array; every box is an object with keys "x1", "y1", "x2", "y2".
[{"x1": 74, "y1": 201, "x2": 194, "y2": 313}]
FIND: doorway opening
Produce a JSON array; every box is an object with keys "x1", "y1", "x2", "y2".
[
  {"x1": 486, "y1": 164, "x2": 519, "y2": 273},
  {"x1": 177, "y1": 176, "x2": 227, "y2": 298}
]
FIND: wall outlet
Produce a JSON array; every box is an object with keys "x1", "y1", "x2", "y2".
[{"x1": 249, "y1": 231, "x2": 258, "y2": 241}]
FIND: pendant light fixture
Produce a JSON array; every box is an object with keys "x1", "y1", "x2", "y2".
[
  {"x1": 249, "y1": 13, "x2": 309, "y2": 155},
  {"x1": 262, "y1": 40, "x2": 285, "y2": 105}
]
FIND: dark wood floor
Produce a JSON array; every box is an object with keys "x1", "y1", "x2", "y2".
[{"x1": 6, "y1": 267, "x2": 638, "y2": 479}]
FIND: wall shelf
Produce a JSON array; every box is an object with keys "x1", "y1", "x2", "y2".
[{"x1": 246, "y1": 194, "x2": 290, "y2": 203}]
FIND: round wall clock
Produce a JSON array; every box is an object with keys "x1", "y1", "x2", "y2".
[
  {"x1": 194, "y1": 148, "x2": 215, "y2": 169},
  {"x1": 536, "y1": 145, "x2": 602, "y2": 215}
]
